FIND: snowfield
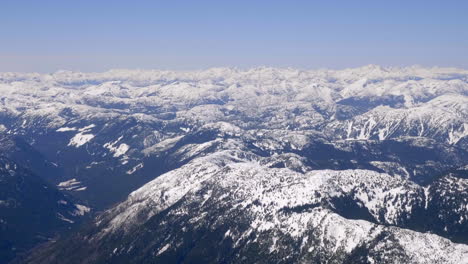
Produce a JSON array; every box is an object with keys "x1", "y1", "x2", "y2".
[{"x1": 2, "y1": 66, "x2": 468, "y2": 263}]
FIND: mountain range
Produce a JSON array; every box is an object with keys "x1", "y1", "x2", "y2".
[{"x1": 0, "y1": 65, "x2": 467, "y2": 263}]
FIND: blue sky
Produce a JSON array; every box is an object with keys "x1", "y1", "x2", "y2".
[{"x1": 1, "y1": 0, "x2": 467, "y2": 72}]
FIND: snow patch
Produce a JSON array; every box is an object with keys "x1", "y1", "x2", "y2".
[
  {"x1": 68, "y1": 133, "x2": 95, "y2": 147},
  {"x1": 57, "y1": 213, "x2": 74, "y2": 224},
  {"x1": 56, "y1": 127, "x2": 77, "y2": 132},
  {"x1": 104, "y1": 136, "x2": 130, "y2": 158},
  {"x1": 57, "y1": 178, "x2": 86, "y2": 191},
  {"x1": 126, "y1": 163, "x2": 144, "y2": 175},
  {"x1": 73, "y1": 204, "x2": 91, "y2": 216}
]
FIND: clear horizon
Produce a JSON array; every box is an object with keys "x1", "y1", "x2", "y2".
[
  {"x1": 1, "y1": 0, "x2": 467, "y2": 72},
  {"x1": 3, "y1": 64, "x2": 468, "y2": 75}
]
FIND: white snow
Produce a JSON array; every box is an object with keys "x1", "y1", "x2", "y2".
[
  {"x1": 57, "y1": 213, "x2": 74, "y2": 224},
  {"x1": 2, "y1": 66, "x2": 468, "y2": 262},
  {"x1": 89, "y1": 151, "x2": 468, "y2": 263},
  {"x1": 56, "y1": 127, "x2": 77, "y2": 132},
  {"x1": 0, "y1": 66, "x2": 466, "y2": 146},
  {"x1": 126, "y1": 163, "x2": 144, "y2": 175},
  {"x1": 156, "y1": 244, "x2": 171, "y2": 256},
  {"x1": 66, "y1": 124, "x2": 96, "y2": 147},
  {"x1": 57, "y1": 178, "x2": 86, "y2": 191},
  {"x1": 79, "y1": 124, "x2": 96, "y2": 132},
  {"x1": 57, "y1": 178, "x2": 80, "y2": 188},
  {"x1": 68, "y1": 133, "x2": 95, "y2": 147},
  {"x1": 73, "y1": 204, "x2": 91, "y2": 216},
  {"x1": 104, "y1": 137, "x2": 130, "y2": 158}
]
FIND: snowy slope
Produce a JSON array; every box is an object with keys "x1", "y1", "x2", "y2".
[
  {"x1": 1, "y1": 66, "x2": 467, "y2": 142},
  {"x1": 2, "y1": 66, "x2": 468, "y2": 263},
  {"x1": 24, "y1": 152, "x2": 468, "y2": 264}
]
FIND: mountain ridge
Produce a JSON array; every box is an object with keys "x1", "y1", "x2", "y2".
[{"x1": 1, "y1": 65, "x2": 467, "y2": 263}]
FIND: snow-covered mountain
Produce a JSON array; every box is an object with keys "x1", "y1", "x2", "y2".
[
  {"x1": 1, "y1": 66, "x2": 467, "y2": 263},
  {"x1": 1, "y1": 66, "x2": 467, "y2": 144},
  {"x1": 23, "y1": 152, "x2": 468, "y2": 264}
]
